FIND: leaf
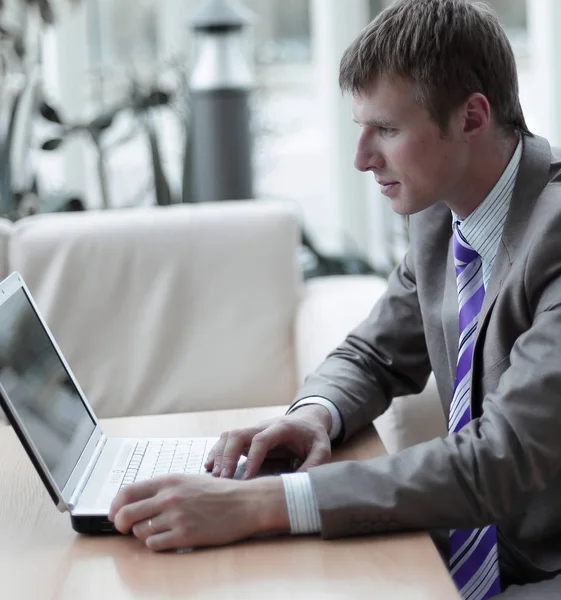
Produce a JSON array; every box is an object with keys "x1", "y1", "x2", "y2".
[
  {"x1": 42, "y1": 1, "x2": 55, "y2": 23},
  {"x1": 148, "y1": 90, "x2": 170, "y2": 106},
  {"x1": 14, "y1": 35, "x2": 25, "y2": 59},
  {"x1": 41, "y1": 138, "x2": 63, "y2": 151},
  {"x1": 40, "y1": 101, "x2": 62, "y2": 124},
  {"x1": 90, "y1": 113, "x2": 114, "y2": 132},
  {"x1": 6, "y1": 0, "x2": 84, "y2": 25}
]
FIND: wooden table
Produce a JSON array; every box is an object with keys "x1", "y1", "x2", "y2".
[{"x1": 0, "y1": 406, "x2": 460, "y2": 599}]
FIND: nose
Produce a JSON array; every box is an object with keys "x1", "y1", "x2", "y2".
[{"x1": 354, "y1": 129, "x2": 385, "y2": 172}]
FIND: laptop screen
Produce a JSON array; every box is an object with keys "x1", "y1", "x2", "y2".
[{"x1": 0, "y1": 287, "x2": 96, "y2": 490}]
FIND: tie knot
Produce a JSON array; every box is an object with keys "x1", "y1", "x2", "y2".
[{"x1": 453, "y1": 222, "x2": 479, "y2": 267}]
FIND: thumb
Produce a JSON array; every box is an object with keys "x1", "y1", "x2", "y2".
[{"x1": 296, "y1": 442, "x2": 331, "y2": 472}]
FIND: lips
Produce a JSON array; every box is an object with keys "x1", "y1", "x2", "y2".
[{"x1": 378, "y1": 181, "x2": 400, "y2": 198}]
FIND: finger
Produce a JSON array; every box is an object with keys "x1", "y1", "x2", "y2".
[
  {"x1": 204, "y1": 436, "x2": 227, "y2": 473},
  {"x1": 108, "y1": 478, "x2": 165, "y2": 521},
  {"x1": 109, "y1": 475, "x2": 179, "y2": 524},
  {"x1": 112, "y1": 497, "x2": 158, "y2": 534},
  {"x1": 206, "y1": 433, "x2": 230, "y2": 476},
  {"x1": 243, "y1": 426, "x2": 287, "y2": 479},
  {"x1": 257, "y1": 446, "x2": 295, "y2": 459},
  {"x1": 145, "y1": 528, "x2": 189, "y2": 552},
  {"x1": 297, "y1": 441, "x2": 331, "y2": 471},
  {"x1": 206, "y1": 421, "x2": 275, "y2": 474},
  {"x1": 132, "y1": 514, "x2": 170, "y2": 543},
  {"x1": 219, "y1": 431, "x2": 253, "y2": 478}
]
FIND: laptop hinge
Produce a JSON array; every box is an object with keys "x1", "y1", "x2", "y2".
[{"x1": 68, "y1": 435, "x2": 107, "y2": 510}]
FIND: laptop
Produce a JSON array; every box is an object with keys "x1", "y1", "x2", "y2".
[{"x1": 0, "y1": 272, "x2": 254, "y2": 534}]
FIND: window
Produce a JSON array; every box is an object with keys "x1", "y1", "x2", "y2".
[
  {"x1": 479, "y1": 0, "x2": 527, "y2": 30},
  {"x1": 245, "y1": 0, "x2": 311, "y2": 65},
  {"x1": 85, "y1": 0, "x2": 160, "y2": 106},
  {"x1": 476, "y1": 0, "x2": 528, "y2": 58},
  {"x1": 370, "y1": 0, "x2": 528, "y2": 57}
]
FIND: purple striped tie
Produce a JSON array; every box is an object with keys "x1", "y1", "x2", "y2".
[{"x1": 449, "y1": 222, "x2": 501, "y2": 599}]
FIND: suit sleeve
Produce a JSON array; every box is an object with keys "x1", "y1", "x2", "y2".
[
  {"x1": 291, "y1": 248, "x2": 433, "y2": 443},
  {"x1": 307, "y1": 247, "x2": 561, "y2": 538}
]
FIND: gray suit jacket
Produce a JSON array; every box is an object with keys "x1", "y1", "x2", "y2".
[{"x1": 292, "y1": 134, "x2": 561, "y2": 581}]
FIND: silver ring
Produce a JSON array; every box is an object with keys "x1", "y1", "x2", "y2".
[{"x1": 148, "y1": 518, "x2": 156, "y2": 535}]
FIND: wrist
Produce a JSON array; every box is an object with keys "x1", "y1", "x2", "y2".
[
  {"x1": 289, "y1": 404, "x2": 332, "y2": 434},
  {"x1": 244, "y1": 477, "x2": 290, "y2": 535}
]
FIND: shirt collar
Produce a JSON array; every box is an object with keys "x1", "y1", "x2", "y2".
[{"x1": 452, "y1": 137, "x2": 522, "y2": 264}]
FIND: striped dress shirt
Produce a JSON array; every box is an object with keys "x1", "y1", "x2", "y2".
[{"x1": 281, "y1": 137, "x2": 523, "y2": 535}]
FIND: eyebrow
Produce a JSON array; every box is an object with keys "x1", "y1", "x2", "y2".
[{"x1": 352, "y1": 117, "x2": 397, "y2": 128}]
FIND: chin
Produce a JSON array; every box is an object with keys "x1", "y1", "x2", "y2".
[
  {"x1": 391, "y1": 196, "x2": 434, "y2": 216},
  {"x1": 389, "y1": 199, "x2": 413, "y2": 216}
]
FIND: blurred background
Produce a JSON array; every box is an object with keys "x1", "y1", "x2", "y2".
[{"x1": 0, "y1": 0, "x2": 554, "y2": 277}]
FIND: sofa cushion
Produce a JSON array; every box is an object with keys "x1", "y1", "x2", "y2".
[{"x1": 7, "y1": 201, "x2": 301, "y2": 418}]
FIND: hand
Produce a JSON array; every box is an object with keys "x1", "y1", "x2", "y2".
[
  {"x1": 204, "y1": 404, "x2": 332, "y2": 480},
  {"x1": 108, "y1": 474, "x2": 289, "y2": 551}
]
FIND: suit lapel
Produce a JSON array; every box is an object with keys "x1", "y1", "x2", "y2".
[
  {"x1": 442, "y1": 236, "x2": 459, "y2": 385},
  {"x1": 473, "y1": 135, "x2": 553, "y2": 359}
]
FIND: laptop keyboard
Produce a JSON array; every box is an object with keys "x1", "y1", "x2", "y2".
[{"x1": 119, "y1": 439, "x2": 211, "y2": 490}]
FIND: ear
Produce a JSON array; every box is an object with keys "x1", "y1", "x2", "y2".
[{"x1": 462, "y1": 93, "x2": 491, "y2": 137}]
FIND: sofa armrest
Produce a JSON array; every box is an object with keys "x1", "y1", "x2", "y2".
[{"x1": 295, "y1": 274, "x2": 446, "y2": 452}]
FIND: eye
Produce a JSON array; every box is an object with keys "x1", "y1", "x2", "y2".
[{"x1": 379, "y1": 127, "x2": 397, "y2": 136}]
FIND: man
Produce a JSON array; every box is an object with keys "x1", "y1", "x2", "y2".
[{"x1": 109, "y1": 0, "x2": 561, "y2": 597}]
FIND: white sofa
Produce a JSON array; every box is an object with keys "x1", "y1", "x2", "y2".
[{"x1": 0, "y1": 200, "x2": 446, "y2": 452}]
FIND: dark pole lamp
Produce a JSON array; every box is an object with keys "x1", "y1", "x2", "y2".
[{"x1": 185, "y1": 0, "x2": 255, "y2": 203}]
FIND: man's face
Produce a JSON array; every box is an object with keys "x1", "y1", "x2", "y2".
[{"x1": 352, "y1": 77, "x2": 467, "y2": 215}]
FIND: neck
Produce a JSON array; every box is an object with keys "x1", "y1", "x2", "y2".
[{"x1": 447, "y1": 132, "x2": 519, "y2": 220}]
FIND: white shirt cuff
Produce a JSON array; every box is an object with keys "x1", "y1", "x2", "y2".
[
  {"x1": 288, "y1": 397, "x2": 342, "y2": 441},
  {"x1": 281, "y1": 472, "x2": 321, "y2": 535}
]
